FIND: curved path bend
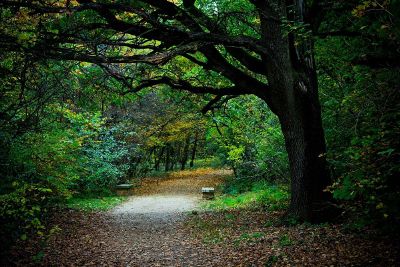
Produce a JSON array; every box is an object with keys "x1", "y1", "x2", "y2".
[{"x1": 43, "y1": 169, "x2": 229, "y2": 266}]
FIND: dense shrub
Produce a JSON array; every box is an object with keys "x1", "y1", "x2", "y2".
[
  {"x1": 0, "y1": 182, "x2": 55, "y2": 256},
  {"x1": 318, "y1": 31, "x2": 400, "y2": 230},
  {"x1": 0, "y1": 105, "x2": 131, "y2": 250},
  {"x1": 77, "y1": 128, "x2": 129, "y2": 194},
  {"x1": 206, "y1": 95, "x2": 289, "y2": 183}
]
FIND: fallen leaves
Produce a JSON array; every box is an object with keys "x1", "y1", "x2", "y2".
[
  {"x1": 6, "y1": 169, "x2": 400, "y2": 266},
  {"x1": 132, "y1": 168, "x2": 230, "y2": 196},
  {"x1": 185, "y1": 210, "x2": 400, "y2": 266}
]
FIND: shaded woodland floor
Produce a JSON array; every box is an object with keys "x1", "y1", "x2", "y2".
[{"x1": 9, "y1": 169, "x2": 400, "y2": 266}]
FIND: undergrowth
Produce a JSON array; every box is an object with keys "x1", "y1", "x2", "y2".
[
  {"x1": 66, "y1": 196, "x2": 126, "y2": 211},
  {"x1": 203, "y1": 179, "x2": 289, "y2": 211}
]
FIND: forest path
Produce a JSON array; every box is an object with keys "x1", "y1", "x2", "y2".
[
  {"x1": 43, "y1": 168, "x2": 231, "y2": 266},
  {"x1": 36, "y1": 168, "x2": 399, "y2": 266}
]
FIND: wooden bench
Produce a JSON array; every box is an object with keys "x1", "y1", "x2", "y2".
[
  {"x1": 202, "y1": 187, "x2": 215, "y2": 200},
  {"x1": 115, "y1": 184, "x2": 134, "y2": 196}
]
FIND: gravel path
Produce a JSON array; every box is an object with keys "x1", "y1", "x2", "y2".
[
  {"x1": 110, "y1": 194, "x2": 201, "y2": 239},
  {"x1": 112, "y1": 195, "x2": 200, "y2": 215},
  {"x1": 14, "y1": 169, "x2": 399, "y2": 266},
  {"x1": 41, "y1": 169, "x2": 230, "y2": 266},
  {"x1": 104, "y1": 194, "x2": 218, "y2": 266}
]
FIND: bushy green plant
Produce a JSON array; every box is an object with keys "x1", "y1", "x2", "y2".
[
  {"x1": 317, "y1": 11, "x2": 400, "y2": 230},
  {"x1": 8, "y1": 123, "x2": 82, "y2": 198},
  {"x1": 328, "y1": 122, "x2": 400, "y2": 228},
  {"x1": 206, "y1": 96, "x2": 289, "y2": 183},
  {"x1": 0, "y1": 104, "x2": 131, "y2": 252},
  {"x1": 78, "y1": 128, "x2": 129, "y2": 194},
  {"x1": 0, "y1": 182, "x2": 54, "y2": 254},
  {"x1": 204, "y1": 179, "x2": 289, "y2": 211}
]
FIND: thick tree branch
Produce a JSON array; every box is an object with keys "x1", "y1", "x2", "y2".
[
  {"x1": 33, "y1": 42, "x2": 202, "y2": 65},
  {"x1": 123, "y1": 76, "x2": 252, "y2": 96},
  {"x1": 201, "y1": 95, "x2": 237, "y2": 114},
  {"x1": 182, "y1": 0, "x2": 268, "y2": 75},
  {"x1": 1, "y1": 0, "x2": 272, "y2": 100}
]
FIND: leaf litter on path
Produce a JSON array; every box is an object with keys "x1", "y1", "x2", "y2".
[{"x1": 9, "y1": 168, "x2": 399, "y2": 266}]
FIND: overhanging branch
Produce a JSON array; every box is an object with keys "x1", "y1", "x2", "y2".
[
  {"x1": 201, "y1": 95, "x2": 238, "y2": 114},
  {"x1": 123, "y1": 76, "x2": 250, "y2": 96}
]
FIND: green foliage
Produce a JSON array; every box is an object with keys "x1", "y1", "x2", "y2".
[
  {"x1": 78, "y1": 127, "x2": 129, "y2": 194},
  {"x1": 4, "y1": 103, "x2": 130, "y2": 195},
  {"x1": 317, "y1": 0, "x2": 400, "y2": 231},
  {"x1": 0, "y1": 77, "x2": 130, "y2": 250},
  {"x1": 278, "y1": 234, "x2": 293, "y2": 247},
  {"x1": 66, "y1": 196, "x2": 126, "y2": 211},
  {"x1": 204, "y1": 180, "x2": 289, "y2": 211},
  {"x1": 191, "y1": 157, "x2": 222, "y2": 169},
  {"x1": 0, "y1": 182, "x2": 54, "y2": 251},
  {"x1": 206, "y1": 95, "x2": 289, "y2": 183},
  {"x1": 196, "y1": 0, "x2": 259, "y2": 37},
  {"x1": 328, "y1": 120, "x2": 400, "y2": 227}
]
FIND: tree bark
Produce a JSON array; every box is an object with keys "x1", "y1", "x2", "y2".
[
  {"x1": 189, "y1": 131, "x2": 198, "y2": 168},
  {"x1": 277, "y1": 95, "x2": 331, "y2": 221},
  {"x1": 181, "y1": 135, "x2": 190, "y2": 170},
  {"x1": 165, "y1": 145, "x2": 171, "y2": 172},
  {"x1": 257, "y1": 0, "x2": 332, "y2": 221},
  {"x1": 154, "y1": 146, "x2": 164, "y2": 171}
]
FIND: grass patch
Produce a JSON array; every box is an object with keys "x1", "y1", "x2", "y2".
[
  {"x1": 66, "y1": 196, "x2": 126, "y2": 211},
  {"x1": 203, "y1": 180, "x2": 289, "y2": 211},
  {"x1": 192, "y1": 157, "x2": 223, "y2": 169},
  {"x1": 233, "y1": 231, "x2": 265, "y2": 246},
  {"x1": 238, "y1": 232, "x2": 264, "y2": 241},
  {"x1": 203, "y1": 229, "x2": 227, "y2": 244},
  {"x1": 278, "y1": 234, "x2": 293, "y2": 247}
]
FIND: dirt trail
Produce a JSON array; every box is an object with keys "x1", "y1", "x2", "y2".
[
  {"x1": 112, "y1": 169, "x2": 229, "y2": 218},
  {"x1": 15, "y1": 168, "x2": 399, "y2": 266},
  {"x1": 112, "y1": 195, "x2": 199, "y2": 215},
  {"x1": 41, "y1": 169, "x2": 231, "y2": 266}
]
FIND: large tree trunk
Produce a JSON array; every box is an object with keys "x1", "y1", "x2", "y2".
[
  {"x1": 258, "y1": 0, "x2": 332, "y2": 221},
  {"x1": 261, "y1": 81, "x2": 332, "y2": 221},
  {"x1": 277, "y1": 92, "x2": 332, "y2": 221}
]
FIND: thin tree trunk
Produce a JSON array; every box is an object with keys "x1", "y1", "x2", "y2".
[
  {"x1": 190, "y1": 131, "x2": 198, "y2": 168},
  {"x1": 154, "y1": 146, "x2": 164, "y2": 171},
  {"x1": 169, "y1": 145, "x2": 175, "y2": 171},
  {"x1": 165, "y1": 145, "x2": 170, "y2": 172},
  {"x1": 180, "y1": 135, "x2": 190, "y2": 170},
  {"x1": 173, "y1": 143, "x2": 180, "y2": 171}
]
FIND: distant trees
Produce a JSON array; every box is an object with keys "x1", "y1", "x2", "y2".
[
  {"x1": 104, "y1": 91, "x2": 208, "y2": 174},
  {"x1": 206, "y1": 95, "x2": 289, "y2": 182}
]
